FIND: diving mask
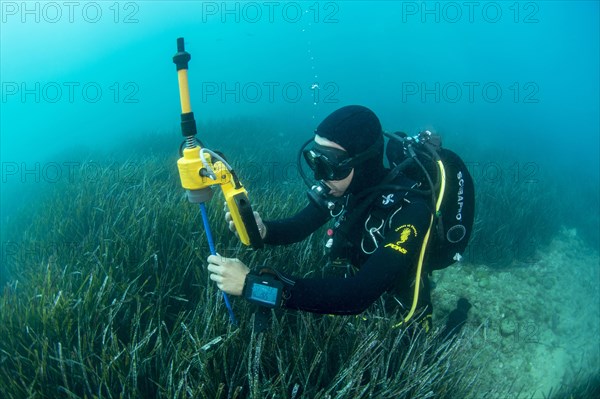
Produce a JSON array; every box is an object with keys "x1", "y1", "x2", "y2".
[{"x1": 302, "y1": 136, "x2": 383, "y2": 181}]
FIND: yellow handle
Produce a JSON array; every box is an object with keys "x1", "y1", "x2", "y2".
[{"x1": 177, "y1": 69, "x2": 192, "y2": 114}]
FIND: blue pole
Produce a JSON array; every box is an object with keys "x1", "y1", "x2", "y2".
[{"x1": 199, "y1": 202, "x2": 237, "y2": 326}]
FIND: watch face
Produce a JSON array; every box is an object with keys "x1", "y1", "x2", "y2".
[
  {"x1": 244, "y1": 273, "x2": 284, "y2": 308},
  {"x1": 249, "y1": 283, "x2": 278, "y2": 306}
]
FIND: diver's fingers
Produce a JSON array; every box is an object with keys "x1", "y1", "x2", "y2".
[
  {"x1": 223, "y1": 202, "x2": 236, "y2": 233},
  {"x1": 232, "y1": 225, "x2": 239, "y2": 238},
  {"x1": 253, "y1": 211, "x2": 267, "y2": 239},
  {"x1": 224, "y1": 211, "x2": 238, "y2": 236}
]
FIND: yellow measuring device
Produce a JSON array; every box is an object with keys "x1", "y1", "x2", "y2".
[{"x1": 173, "y1": 37, "x2": 263, "y2": 249}]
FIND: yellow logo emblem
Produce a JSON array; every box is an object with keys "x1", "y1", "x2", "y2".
[{"x1": 384, "y1": 224, "x2": 418, "y2": 254}]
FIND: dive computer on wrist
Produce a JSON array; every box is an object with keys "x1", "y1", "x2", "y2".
[{"x1": 242, "y1": 272, "x2": 284, "y2": 308}]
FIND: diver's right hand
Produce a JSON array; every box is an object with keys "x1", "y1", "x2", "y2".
[{"x1": 225, "y1": 205, "x2": 267, "y2": 240}]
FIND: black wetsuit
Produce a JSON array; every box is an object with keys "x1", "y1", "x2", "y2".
[{"x1": 263, "y1": 174, "x2": 434, "y2": 318}]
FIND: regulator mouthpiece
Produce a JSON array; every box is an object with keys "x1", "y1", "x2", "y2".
[{"x1": 307, "y1": 181, "x2": 343, "y2": 215}]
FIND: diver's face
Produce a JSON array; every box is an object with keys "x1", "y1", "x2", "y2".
[{"x1": 314, "y1": 135, "x2": 354, "y2": 197}]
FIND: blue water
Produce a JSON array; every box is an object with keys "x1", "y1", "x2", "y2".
[
  {"x1": 0, "y1": 3, "x2": 599, "y2": 396},
  {"x1": 1, "y1": 2, "x2": 598, "y2": 265}
]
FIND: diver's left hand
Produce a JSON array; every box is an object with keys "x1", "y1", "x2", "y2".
[{"x1": 207, "y1": 255, "x2": 250, "y2": 296}]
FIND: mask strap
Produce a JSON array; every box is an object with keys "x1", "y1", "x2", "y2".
[{"x1": 341, "y1": 135, "x2": 384, "y2": 168}]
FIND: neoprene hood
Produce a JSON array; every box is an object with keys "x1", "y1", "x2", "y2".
[{"x1": 315, "y1": 105, "x2": 385, "y2": 193}]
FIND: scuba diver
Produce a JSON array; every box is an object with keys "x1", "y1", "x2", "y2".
[{"x1": 207, "y1": 105, "x2": 475, "y2": 332}]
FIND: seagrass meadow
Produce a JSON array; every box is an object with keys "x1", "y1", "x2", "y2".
[
  {"x1": 2, "y1": 1, "x2": 600, "y2": 397},
  {"x1": 0, "y1": 120, "x2": 598, "y2": 398}
]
